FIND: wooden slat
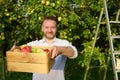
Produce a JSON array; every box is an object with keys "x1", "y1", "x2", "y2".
[
  {"x1": 7, "y1": 60, "x2": 54, "y2": 74},
  {"x1": 6, "y1": 51, "x2": 51, "y2": 63},
  {"x1": 116, "y1": 59, "x2": 120, "y2": 69},
  {"x1": 7, "y1": 62, "x2": 49, "y2": 74}
]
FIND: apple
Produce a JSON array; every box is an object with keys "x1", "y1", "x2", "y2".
[
  {"x1": 36, "y1": 49, "x2": 42, "y2": 53},
  {"x1": 21, "y1": 46, "x2": 31, "y2": 53},
  {"x1": 31, "y1": 47, "x2": 36, "y2": 53},
  {"x1": 44, "y1": 49, "x2": 49, "y2": 53},
  {"x1": 31, "y1": 48, "x2": 40, "y2": 53},
  {"x1": 13, "y1": 46, "x2": 21, "y2": 52},
  {"x1": 32, "y1": 48, "x2": 45, "y2": 54}
]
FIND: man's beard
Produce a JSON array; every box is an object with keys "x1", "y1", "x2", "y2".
[{"x1": 44, "y1": 33, "x2": 56, "y2": 40}]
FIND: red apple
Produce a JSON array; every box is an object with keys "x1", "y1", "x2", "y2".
[
  {"x1": 44, "y1": 49, "x2": 49, "y2": 53},
  {"x1": 21, "y1": 46, "x2": 31, "y2": 53}
]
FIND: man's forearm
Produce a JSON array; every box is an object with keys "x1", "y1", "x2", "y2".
[{"x1": 58, "y1": 46, "x2": 75, "y2": 57}]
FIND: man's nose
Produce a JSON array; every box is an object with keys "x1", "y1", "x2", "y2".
[{"x1": 48, "y1": 28, "x2": 52, "y2": 32}]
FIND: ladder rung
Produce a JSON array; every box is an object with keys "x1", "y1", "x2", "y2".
[
  {"x1": 110, "y1": 21, "x2": 120, "y2": 24},
  {"x1": 113, "y1": 51, "x2": 120, "y2": 55},
  {"x1": 116, "y1": 69, "x2": 120, "y2": 72},
  {"x1": 116, "y1": 68, "x2": 120, "y2": 72},
  {"x1": 111, "y1": 35, "x2": 120, "y2": 39},
  {"x1": 100, "y1": 21, "x2": 120, "y2": 24}
]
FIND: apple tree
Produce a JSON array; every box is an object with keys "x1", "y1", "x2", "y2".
[{"x1": 0, "y1": 0, "x2": 120, "y2": 80}]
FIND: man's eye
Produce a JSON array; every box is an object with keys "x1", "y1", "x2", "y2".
[
  {"x1": 51, "y1": 27, "x2": 55, "y2": 29},
  {"x1": 45, "y1": 27, "x2": 49, "y2": 29}
]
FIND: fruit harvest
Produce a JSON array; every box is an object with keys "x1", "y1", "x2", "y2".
[
  {"x1": 6, "y1": 45, "x2": 54, "y2": 74},
  {"x1": 12, "y1": 45, "x2": 50, "y2": 54}
]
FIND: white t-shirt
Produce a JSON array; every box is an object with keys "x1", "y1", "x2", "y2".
[{"x1": 27, "y1": 38, "x2": 78, "y2": 80}]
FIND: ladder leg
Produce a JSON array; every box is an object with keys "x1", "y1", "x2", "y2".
[
  {"x1": 116, "y1": 9, "x2": 120, "y2": 21},
  {"x1": 103, "y1": 0, "x2": 119, "y2": 80},
  {"x1": 103, "y1": 51, "x2": 110, "y2": 80},
  {"x1": 83, "y1": 8, "x2": 104, "y2": 80},
  {"x1": 113, "y1": 54, "x2": 119, "y2": 80}
]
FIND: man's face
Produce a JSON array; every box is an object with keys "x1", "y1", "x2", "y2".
[{"x1": 42, "y1": 19, "x2": 57, "y2": 40}]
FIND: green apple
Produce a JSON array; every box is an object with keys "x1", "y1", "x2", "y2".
[{"x1": 31, "y1": 48, "x2": 37, "y2": 53}]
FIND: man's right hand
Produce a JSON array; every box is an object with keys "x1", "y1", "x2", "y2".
[{"x1": 10, "y1": 45, "x2": 17, "y2": 51}]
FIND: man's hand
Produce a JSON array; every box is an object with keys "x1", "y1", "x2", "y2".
[
  {"x1": 49, "y1": 46, "x2": 75, "y2": 59},
  {"x1": 49, "y1": 46, "x2": 60, "y2": 59},
  {"x1": 10, "y1": 45, "x2": 17, "y2": 51}
]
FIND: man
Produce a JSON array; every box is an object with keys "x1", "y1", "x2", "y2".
[{"x1": 12, "y1": 16, "x2": 78, "y2": 80}]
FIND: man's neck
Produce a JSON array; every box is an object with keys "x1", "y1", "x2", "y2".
[{"x1": 44, "y1": 38, "x2": 54, "y2": 44}]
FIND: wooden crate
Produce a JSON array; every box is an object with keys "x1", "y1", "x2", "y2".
[
  {"x1": 6, "y1": 47, "x2": 55, "y2": 74},
  {"x1": 116, "y1": 58, "x2": 120, "y2": 69}
]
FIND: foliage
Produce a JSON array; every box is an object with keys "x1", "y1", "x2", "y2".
[
  {"x1": 0, "y1": 0, "x2": 120, "y2": 80},
  {"x1": 6, "y1": 72, "x2": 32, "y2": 80}
]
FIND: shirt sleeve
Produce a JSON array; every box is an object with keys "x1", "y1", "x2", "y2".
[
  {"x1": 63, "y1": 40, "x2": 78, "y2": 59},
  {"x1": 68, "y1": 45, "x2": 78, "y2": 59}
]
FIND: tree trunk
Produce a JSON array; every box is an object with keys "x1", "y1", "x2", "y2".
[
  {"x1": 2, "y1": 42, "x2": 8, "y2": 80},
  {"x1": 2, "y1": 51, "x2": 6, "y2": 80}
]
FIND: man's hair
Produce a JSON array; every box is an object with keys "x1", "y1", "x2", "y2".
[{"x1": 41, "y1": 16, "x2": 58, "y2": 25}]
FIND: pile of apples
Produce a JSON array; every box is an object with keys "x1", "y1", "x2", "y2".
[{"x1": 12, "y1": 45, "x2": 49, "y2": 54}]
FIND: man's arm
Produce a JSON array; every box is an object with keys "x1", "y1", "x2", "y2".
[{"x1": 50, "y1": 46, "x2": 77, "y2": 59}]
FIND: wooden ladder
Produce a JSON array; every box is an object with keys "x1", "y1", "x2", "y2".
[{"x1": 84, "y1": 0, "x2": 120, "y2": 80}]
